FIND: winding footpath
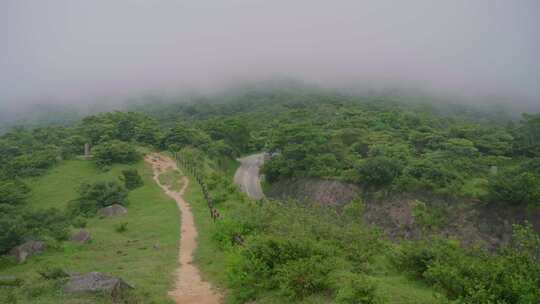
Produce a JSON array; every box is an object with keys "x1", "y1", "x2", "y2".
[{"x1": 145, "y1": 153, "x2": 221, "y2": 304}]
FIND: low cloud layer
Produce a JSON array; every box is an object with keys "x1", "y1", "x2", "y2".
[{"x1": 1, "y1": 1, "x2": 539, "y2": 109}]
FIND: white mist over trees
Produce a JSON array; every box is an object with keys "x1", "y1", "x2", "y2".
[{"x1": 1, "y1": 0, "x2": 539, "y2": 109}]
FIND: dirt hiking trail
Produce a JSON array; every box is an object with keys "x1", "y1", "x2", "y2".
[{"x1": 146, "y1": 153, "x2": 221, "y2": 304}]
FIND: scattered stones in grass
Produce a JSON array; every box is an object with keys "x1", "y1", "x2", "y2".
[
  {"x1": 98, "y1": 204, "x2": 128, "y2": 217},
  {"x1": 64, "y1": 272, "x2": 134, "y2": 299},
  {"x1": 10, "y1": 240, "x2": 46, "y2": 263},
  {"x1": 70, "y1": 229, "x2": 91, "y2": 243}
]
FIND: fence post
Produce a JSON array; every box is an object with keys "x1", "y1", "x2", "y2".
[{"x1": 174, "y1": 154, "x2": 221, "y2": 222}]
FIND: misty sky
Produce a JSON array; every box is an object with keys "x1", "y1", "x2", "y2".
[{"x1": 1, "y1": 1, "x2": 539, "y2": 108}]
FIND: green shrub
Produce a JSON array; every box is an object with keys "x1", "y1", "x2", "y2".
[
  {"x1": 336, "y1": 223, "x2": 384, "y2": 273},
  {"x1": 26, "y1": 282, "x2": 49, "y2": 299},
  {"x1": 245, "y1": 236, "x2": 332, "y2": 272},
  {"x1": 121, "y1": 169, "x2": 143, "y2": 190},
  {"x1": 276, "y1": 255, "x2": 335, "y2": 299},
  {"x1": 0, "y1": 180, "x2": 30, "y2": 205},
  {"x1": 0, "y1": 206, "x2": 70, "y2": 254},
  {"x1": 488, "y1": 170, "x2": 540, "y2": 206},
  {"x1": 521, "y1": 158, "x2": 540, "y2": 174},
  {"x1": 399, "y1": 160, "x2": 462, "y2": 193},
  {"x1": 0, "y1": 206, "x2": 25, "y2": 254},
  {"x1": 114, "y1": 222, "x2": 128, "y2": 233},
  {"x1": 333, "y1": 273, "x2": 379, "y2": 304},
  {"x1": 92, "y1": 140, "x2": 140, "y2": 168},
  {"x1": 394, "y1": 225, "x2": 540, "y2": 303},
  {"x1": 37, "y1": 266, "x2": 69, "y2": 280},
  {"x1": 7, "y1": 147, "x2": 58, "y2": 177},
  {"x1": 69, "y1": 180, "x2": 129, "y2": 216},
  {"x1": 22, "y1": 208, "x2": 71, "y2": 241},
  {"x1": 72, "y1": 217, "x2": 87, "y2": 228},
  {"x1": 220, "y1": 199, "x2": 387, "y2": 303},
  {"x1": 3, "y1": 290, "x2": 17, "y2": 304},
  {"x1": 212, "y1": 218, "x2": 250, "y2": 249},
  {"x1": 358, "y1": 157, "x2": 402, "y2": 187},
  {"x1": 226, "y1": 250, "x2": 273, "y2": 302},
  {"x1": 393, "y1": 238, "x2": 461, "y2": 279},
  {"x1": 411, "y1": 200, "x2": 447, "y2": 231},
  {"x1": 0, "y1": 255, "x2": 17, "y2": 270},
  {"x1": 225, "y1": 233, "x2": 346, "y2": 301}
]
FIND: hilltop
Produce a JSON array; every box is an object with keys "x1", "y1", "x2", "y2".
[{"x1": 1, "y1": 88, "x2": 539, "y2": 303}]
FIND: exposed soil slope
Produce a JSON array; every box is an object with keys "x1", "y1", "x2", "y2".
[
  {"x1": 242, "y1": 153, "x2": 539, "y2": 248},
  {"x1": 146, "y1": 153, "x2": 221, "y2": 304},
  {"x1": 267, "y1": 178, "x2": 361, "y2": 206}
]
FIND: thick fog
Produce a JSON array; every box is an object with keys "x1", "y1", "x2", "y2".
[{"x1": 1, "y1": 0, "x2": 539, "y2": 110}]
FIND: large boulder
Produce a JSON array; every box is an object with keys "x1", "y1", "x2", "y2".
[
  {"x1": 70, "y1": 229, "x2": 91, "y2": 243},
  {"x1": 64, "y1": 272, "x2": 133, "y2": 299},
  {"x1": 10, "y1": 240, "x2": 46, "y2": 263},
  {"x1": 98, "y1": 204, "x2": 128, "y2": 217}
]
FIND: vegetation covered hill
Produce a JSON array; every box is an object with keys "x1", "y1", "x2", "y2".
[
  {"x1": 130, "y1": 88, "x2": 540, "y2": 206},
  {"x1": 1, "y1": 87, "x2": 539, "y2": 303}
]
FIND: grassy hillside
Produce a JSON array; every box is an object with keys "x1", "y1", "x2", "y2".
[
  {"x1": 1, "y1": 89, "x2": 539, "y2": 303},
  {"x1": 178, "y1": 155, "x2": 441, "y2": 304},
  {"x1": 1, "y1": 159, "x2": 179, "y2": 303}
]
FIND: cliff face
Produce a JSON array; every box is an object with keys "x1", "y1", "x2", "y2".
[
  {"x1": 266, "y1": 178, "x2": 361, "y2": 206},
  {"x1": 266, "y1": 178, "x2": 540, "y2": 248}
]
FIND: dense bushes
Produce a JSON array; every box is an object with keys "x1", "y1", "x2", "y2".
[
  {"x1": 0, "y1": 180, "x2": 30, "y2": 205},
  {"x1": 213, "y1": 200, "x2": 383, "y2": 303},
  {"x1": 0, "y1": 205, "x2": 24, "y2": 254},
  {"x1": 398, "y1": 159, "x2": 463, "y2": 194},
  {"x1": 69, "y1": 180, "x2": 129, "y2": 216},
  {"x1": 488, "y1": 169, "x2": 540, "y2": 206},
  {"x1": 276, "y1": 254, "x2": 337, "y2": 299},
  {"x1": 358, "y1": 157, "x2": 402, "y2": 187},
  {"x1": 393, "y1": 224, "x2": 540, "y2": 303},
  {"x1": 81, "y1": 111, "x2": 162, "y2": 146},
  {"x1": 92, "y1": 140, "x2": 140, "y2": 168},
  {"x1": 333, "y1": 272, "x2": 379, "y2": 304},
  {"x1": 0, "y1": 205, "x2": 70, "y2": 254},
  {"x1": 121, "y1": 169, "x2": 144, "y2": 190},
  {"x1": 227, "y1": 235, "x2": 344, "y2": 301}
]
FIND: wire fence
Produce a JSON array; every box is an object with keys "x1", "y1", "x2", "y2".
[{"x1": 172, "y1": 151, "x2": 221, "y2": 222}]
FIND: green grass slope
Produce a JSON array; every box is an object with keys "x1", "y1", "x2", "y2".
[
  {"x1": 1, "y1": 159, "x2": 179, "y2": 303},
  {"x1": 179, "y1": 156, "x2": 441, "y2": 304}
]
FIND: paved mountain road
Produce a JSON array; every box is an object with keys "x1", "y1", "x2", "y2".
[{"x1": 234, "y1": 153, "x2": 266, "y2": 199}]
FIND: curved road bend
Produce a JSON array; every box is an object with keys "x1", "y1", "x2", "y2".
[{"x1": 234, "y1": 153, "x2": 266, "y2": 199}]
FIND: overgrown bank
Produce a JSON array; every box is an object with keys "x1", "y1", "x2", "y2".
[{"x1": 179, "y1": 149, "x2": 540, "y2": 303}]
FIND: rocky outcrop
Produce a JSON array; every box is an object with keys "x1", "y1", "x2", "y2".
[
  {"x1": 10, "y1": 240, "x2": 46, "y2": 263},
  {"x1": 70, "y1": 229, "x2": 91, "y2": 243},
  {"x1": 98, "y1": 204, "x2": 128, "y2": 217},
  {"x1": 267, "y1": 178, "x2": 361, "y2": 206},
  {"x1": 64, "y1": 272, "x2": 133, "y2": 299}
]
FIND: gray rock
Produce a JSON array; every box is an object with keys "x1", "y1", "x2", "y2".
[
  {"x1": 10, "y1": 240, "x2": 46, "y2": 263},
  {"x1": 0, "y1": 276, "x2": 22, "y2": 286},
  {"x1": 70, "y1": 229, "x2": 91, "y2": 243},
  {"x1": 64, "y1": 272, "x2": 133, "y2": 298},
  {"x1": 98, "y1": 204, "x2": 128, "y2": 217}
]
